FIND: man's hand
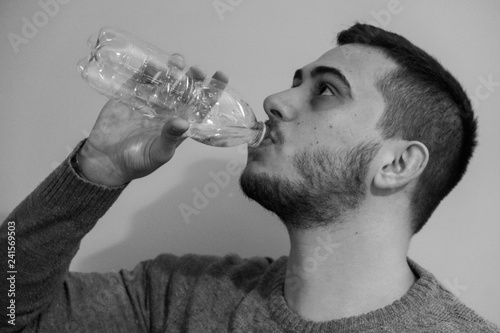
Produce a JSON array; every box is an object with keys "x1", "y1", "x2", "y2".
[{"x1": 78, "y1": 67, "x2": 228, "y2": 186}]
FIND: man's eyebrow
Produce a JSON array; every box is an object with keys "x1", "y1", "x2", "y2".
[{"x1": 310, "y1": 65, "x2": 352, "y2": 98}]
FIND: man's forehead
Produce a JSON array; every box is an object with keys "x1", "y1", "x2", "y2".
[{"x1": 312, "y1": 44, "x2": 396, "y2": 81}]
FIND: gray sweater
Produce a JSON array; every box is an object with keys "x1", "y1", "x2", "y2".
[{"x1": 1, "y1": 143, "x2": 499, "y2": 332}]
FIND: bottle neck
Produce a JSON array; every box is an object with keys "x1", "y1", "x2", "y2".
[{"x1": 248, "y1": 122, "x2": 269, "y2": 148}]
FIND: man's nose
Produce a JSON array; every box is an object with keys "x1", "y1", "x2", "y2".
[{"x1": 263, "y1": 89, "x2": 298, "y2": 122}]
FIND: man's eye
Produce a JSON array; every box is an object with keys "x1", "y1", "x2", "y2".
[{"x1": 317, "y1": 83, "x2": 336, "y2": 96}]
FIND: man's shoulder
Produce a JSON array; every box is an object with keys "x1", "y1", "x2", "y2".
[
  {"x1": 407, "y1": 259, "x2": 500, "y2": 332},
  {"x1": 436, "y1": 287, "x2": 500, "y2": 332},
  {"x1": 147, "y1": 252, "x2": 282, "y2": 286},
  {"x1": 427, "y1": 300, "x2": 500, "y2": 332}
]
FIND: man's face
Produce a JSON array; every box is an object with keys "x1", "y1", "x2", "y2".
[{"x1": 240, "y1": 44, "x2": 397, "y2": 229}]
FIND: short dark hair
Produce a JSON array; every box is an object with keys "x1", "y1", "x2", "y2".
[{"x1": 337, "y1": 23, "x2": 477, "y2": 233}]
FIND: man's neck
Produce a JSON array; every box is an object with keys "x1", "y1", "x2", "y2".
[{"x1": 283, "y1": 219, "x2": 415, "y2": 322}]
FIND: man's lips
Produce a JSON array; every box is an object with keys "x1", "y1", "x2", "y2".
[
  {"x1": 264, "y1": 119, "x2": 280, "y2": 144},
  {"x1": 265, "y1": 131, "x2": 276, "y2": 144}
]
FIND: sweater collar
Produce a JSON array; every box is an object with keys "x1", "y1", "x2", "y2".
[{"x1": 265, "y1": 256, "x2": 442, "y2": 332}]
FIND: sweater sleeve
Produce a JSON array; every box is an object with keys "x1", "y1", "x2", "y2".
[{"x1": 0, "y1": 141, "x2": 130, "y2": 332}]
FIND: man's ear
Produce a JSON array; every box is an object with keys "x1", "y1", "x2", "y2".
[{"x1": 374, "y1": 141, "x2": 429, "y2": 190}]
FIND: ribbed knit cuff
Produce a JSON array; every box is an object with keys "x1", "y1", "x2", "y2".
[{"x1": 32, "y1": 140, "x2": 127, "y2": 225}]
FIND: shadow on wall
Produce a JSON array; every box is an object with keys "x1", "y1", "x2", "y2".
[{"x1": 77, "y1": 158, "x2": 286, "y2": 273}]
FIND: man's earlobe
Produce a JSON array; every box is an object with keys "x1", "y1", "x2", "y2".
[{"x1": 374, "y1": 141, "x2": 429, "y2": 190}]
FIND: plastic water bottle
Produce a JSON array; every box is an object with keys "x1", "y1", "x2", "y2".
[{"x1": 77, "y1": 27, "x2": 268, "y2": 147}]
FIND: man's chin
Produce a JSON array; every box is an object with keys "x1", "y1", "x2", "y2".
[
  {"x1": 238, "y1": 165, "x2": 271, "y2": 202},
  {"x1": 238, "y1": 167, "x2": 328, "y2": 231}
]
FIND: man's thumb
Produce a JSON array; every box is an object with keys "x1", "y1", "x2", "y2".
[{"x1": 154, "y1": 118, "x2": 189, "y2": 163}]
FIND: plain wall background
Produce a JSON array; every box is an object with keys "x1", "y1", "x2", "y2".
[{"x1": 1, "y1": 0, "x2": 499, "y2": 325}]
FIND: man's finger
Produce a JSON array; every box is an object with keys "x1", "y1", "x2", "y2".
[
  {"x1": 211, "y1": 70, "x2": 229, "y2": 88},
  {"x1": 162, "y1": 117, "x2": 189, "y2": 142},
  {"x1": 168, "y1": 53, "x2": 186, "y2": 70},
  {"x1": 188, "y1": 66, "x2": 206, "y2": 82},
  {"x1": 151, "y1": 117, "x2": 189, "y2": 164},
  {"x1": 206, "y1": 71, "x2": 229, "y2": 107}
]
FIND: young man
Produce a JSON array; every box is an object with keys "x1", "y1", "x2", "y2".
[{"x1": 1, "y1": 24, "x2": 498, "y2": 332}]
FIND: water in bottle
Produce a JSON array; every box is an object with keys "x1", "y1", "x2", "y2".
[{"x1": 77, "y1": 27, "x2": 268, "y2": 147}]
